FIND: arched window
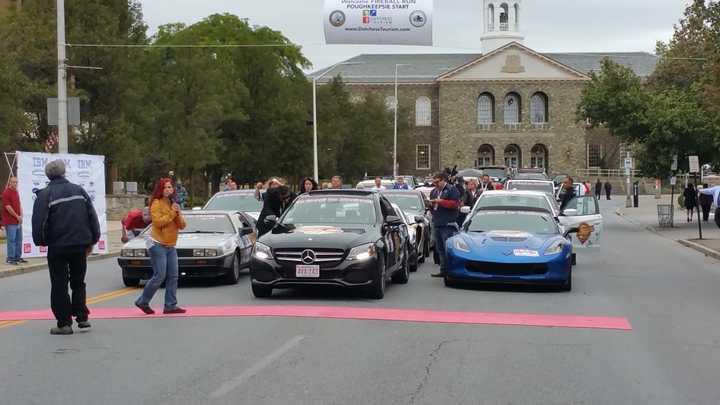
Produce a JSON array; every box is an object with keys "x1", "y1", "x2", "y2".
[
  {"x1": 385, "y1": 96, "x2": 396, "y2": 111},
  {"x1": 487, "y1": 4, "x2": 495, "y2": 31},
  {"x1": 530, "y1": 92, "x2": 548, "y2": 125},
  {"x1": 477, "y1": 93, "x2": 495, "y2": 126},
  {"x1": 478, "y1": 144, "x2": 495, "y2": 167},
  {"x1": 503, "y1": 92, "x2": 521, "y2": 125},
  {"x1": 504, "y1": 144, "x2": 521, "y2": 168},
  {"x1": 499, "y1": 3, "x2": 509, "y2": 30},
  {"x1": 415, "y1": 96, "x2": 431, "y2": 127},
  {"x1": 531, "y1": 144, "x2": 548, "y2": 169},
  {"x1": 514, "y1": 3, "x2": 520, "y2": 29}
]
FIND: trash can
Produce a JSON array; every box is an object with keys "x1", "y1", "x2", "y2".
[{"x1": 657, "y1": 204, "x2": 673, "y2": 228}]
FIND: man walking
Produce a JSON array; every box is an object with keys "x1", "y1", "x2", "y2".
[
  {"x1": 429, "y1": 172, "x2": 461, "y2": 278},
  {"x1": 3, "y1": 177, "x2": 26, "y2": 265},
  {"x1": 32, "y1": 160, "x2": 100, "y2": 335},
  {"x1": 604, "y1": 180, "x2": 613, "y2": 200},
  {"x1": 594, "y1": 179, "x2": 602, "y2": 200}
]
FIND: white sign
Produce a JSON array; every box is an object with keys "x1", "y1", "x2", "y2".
[
  {"x1": 689, "y1": 155, "x2": 700, "y2": 173},
  {"x1": 16, "y1": 152, "x2": 107, "y2": 258},
  {"x1": 670, "y1": 176, "x2": 677, "y2": 186},
  {"x1": 624, "y1": 158, "x2": 633, "y2": 169},
  {"x1": 671, "y1": 155, "x2": 678, "y2": 171},
  {"x1": 324, "y1": 0, "x2": 433, "y2": 45}
]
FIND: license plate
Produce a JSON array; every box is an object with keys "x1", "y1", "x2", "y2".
[
  {"x1": 513, "y1": 249, "x2": 539, "y2": 257},
  {"x1": 296, "y1": 265, "x2": 320, "y2": 278}
]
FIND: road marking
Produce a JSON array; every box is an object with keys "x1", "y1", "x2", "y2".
[
  {"x1": 210, "y1": 335, "x2": 305, "y2": 399},
  {"x1": 0, "y1": 305, "x2": 632, "y2": 331},
  {"x1": 0, "y1": 286, "x2": 138, "y2": 332}
]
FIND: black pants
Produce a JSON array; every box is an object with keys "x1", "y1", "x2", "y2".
[
  {"x1": 606, "y1": 191, "x2": 611, "y2": 200},
  {"x1": 48, "y1": 247, "x2": 89, "y2": 327},
  {"x1": 701, "y1": 204, "x2": 712, "y2": 222}
]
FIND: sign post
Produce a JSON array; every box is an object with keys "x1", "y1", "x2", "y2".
[
  {"x1": 670, "y1": 176, "x2": 676, "y2": 228},
  {"x1": 624, "y1": 154, "x2": 633, "y2": 208}
]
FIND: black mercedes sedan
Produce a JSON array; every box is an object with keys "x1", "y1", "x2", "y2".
[{"x1": 250, "y1": 190, "x2": 410, "y2": 299}]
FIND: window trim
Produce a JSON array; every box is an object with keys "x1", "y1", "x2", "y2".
[{"x1": 416, "y1": 144, "x2": 431, "y2": 170}]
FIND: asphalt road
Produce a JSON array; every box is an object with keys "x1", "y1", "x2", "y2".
[{"x1": 1, "y1": 199, "x2": 720, "y2": 405}]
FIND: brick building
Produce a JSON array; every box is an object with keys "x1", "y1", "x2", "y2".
[{"x1": 312, "y1": 0, "x2": 658, "y2": 177}]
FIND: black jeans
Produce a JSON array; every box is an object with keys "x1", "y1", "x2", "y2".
[
  {"x1": 701, "y1": 204, "x2": 712, "y2": 222},
  {"x1": 48, "y1": 247, "x2": 89, "y2": 328}
]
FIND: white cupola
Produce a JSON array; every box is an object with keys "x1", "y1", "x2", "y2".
[{"x1": 481, "y1": 0, "x2": 525, "y2": 53}]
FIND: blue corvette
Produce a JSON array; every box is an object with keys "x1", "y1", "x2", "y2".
[{"x1": 445, "y1": 207, "x2": 577, "y2": 291}]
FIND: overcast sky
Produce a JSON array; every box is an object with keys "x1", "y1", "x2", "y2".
[{"x1": 138, "y1": 0, "x2": 691, "y2": 71}]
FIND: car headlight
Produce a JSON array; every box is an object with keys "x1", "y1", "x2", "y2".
[
  {"x1": 193, "y1": 249, "x2": 206, "y2": 257},
  {"x1": 254, "y1": 242, "x2": 273, "y2": 260},
  {"x1": 453, "y1": 238, "x2": 471, "y2": 253},
  {"x1": 134, "y1": 249, "x2": 147, "y2": 257},
  {"x1": 544, "y1": 240, "x2": 565, "y2": 256},
  {"x1": 347, "y1": 243, "x2": 376, "y2": 262},
  {"x1": 122, "y1": 249, "x2": 134, "y2": 257},
  {"x1": 205, "y1": 249, "x2": 218, "y2": 257}
]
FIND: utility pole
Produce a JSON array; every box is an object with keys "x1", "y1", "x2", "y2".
[
  {"x1": 625, "y1": 152, "x2": 632, "y2": 208},
  {"x1": 56, "y1": 0, "x2": 69, "y2": 153}
]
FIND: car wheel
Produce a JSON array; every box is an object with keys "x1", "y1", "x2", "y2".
[
  {"x1": 392, "y1": 250, "x2": 410, "y2": 284},
  {"x1": 223, "y1": 253, "x2": 241, "y2": 285},
  {"x1": 122, "y1": 276, "x2": 140, "y2": 288},
  {"x1": 251, "y1": 283, "x2": 273, "y2": 298},
  {"x1": 409, "y1": 245, "x2": 419, "y2": 273},
  {"x1": 443, "y1": 274, "x2": 458, "y2": 288},
  {"x1": 366, "y1": 254, "x2": 386, "y2": 299},
  {"x1": 561, "y1": 270, "x2": 572, "y2": 292},
  {"x1": 571, "y1": 253, "x2": 577, "y2": 266}
]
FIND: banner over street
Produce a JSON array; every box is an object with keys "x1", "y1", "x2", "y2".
[{"x1": 324, "y1": 0, "x2": 433, "y2": 46}]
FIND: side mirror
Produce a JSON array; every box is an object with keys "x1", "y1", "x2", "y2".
[
  {"x1": 192, "y1": 206, "x2": 202, "y2": 211},
  {"x1": 264, "y1": 215, "x2": 278, "y2": 225},
  {"x1": 385, "y1": 215, "x2": 403, "y2": 226},
  {"x1": 414, "y1": 216, "x2": 425, "y2": 224},
  {"x1": 563, "y1": 208, "x2": 578, "y2": 217},
  {"x1": 460, "y1": 206, "x2": 471, "y2": 215},
  {"x1": 564, "y1": 227, "x2": 579, "y2": 238}
]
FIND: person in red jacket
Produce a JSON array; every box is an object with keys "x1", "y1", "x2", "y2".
[
  {"x1": 121, "y1": 199, "x2": 151, "y2": 243},
  {"x1": 2, "y1": 176, "x2": 25, "y2": 265},
  {"x1": 429, "y1": 172, "x2": 462, "y2": 278}
]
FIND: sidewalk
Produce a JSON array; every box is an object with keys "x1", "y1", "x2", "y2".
[
  {"x1": 0, "y1": 221, "x2": 124, "y2": 279},
  {"x1": 616, "y1": 195, "x2": 720, "y2": 261}
]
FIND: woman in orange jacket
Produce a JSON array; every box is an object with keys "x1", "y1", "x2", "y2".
[{"x1": 135, "y1": 178, "x2": 187, "y2": 315}]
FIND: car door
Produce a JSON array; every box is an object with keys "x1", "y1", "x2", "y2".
[
  {"x1": 379, "y1": 197, "x2": 400, "y2": 270},
  {"x1": 235, "y1": 212, "x2": 256, "y2": 264},
  {"x1": 558, "y1": 195, "x2": 603, "y2": 247}
]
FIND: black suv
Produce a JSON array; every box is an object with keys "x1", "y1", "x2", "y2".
[{"x1": 250, "y1": 190, "x2": 410, "y2": 299}]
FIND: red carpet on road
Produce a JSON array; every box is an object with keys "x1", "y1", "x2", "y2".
[{"x1": 0, "y1": 305, "x2": 631, "y2": 330}]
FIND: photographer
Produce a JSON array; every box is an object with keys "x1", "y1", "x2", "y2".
[{"x1": 257, "y1": 178, "x2": 296, "y2": 237}]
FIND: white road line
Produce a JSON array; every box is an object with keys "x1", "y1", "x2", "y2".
[{"x1": 210, "y1": 335, "x2": 305, "y2": 399}]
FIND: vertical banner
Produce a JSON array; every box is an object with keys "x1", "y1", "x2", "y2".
[
  {"x1": 16, "y1": 151, "x2": 107, "y2": 258},
  {"x1": 324, "y1": 0, "x2": 433, "y2": 45}
]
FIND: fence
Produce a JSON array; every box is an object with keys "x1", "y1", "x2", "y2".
[{"x1": 577, "y1": 168, "x2": 643, "y2": 179}]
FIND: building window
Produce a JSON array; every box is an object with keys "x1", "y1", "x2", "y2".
[
  {"x1": 416, "y1": 144, "x2": 431, "y2": 170},
  {"x1": 588, "y1": 144, "x2": 602, "y2": 168},
  {"x1": 477, "y1": 93, "x2": 495, "y2": 128},
  {"x1": 514, "y1": 3, "x2": 520, "y2": 29},
  {"x1": 487, "y1": 4, "x2": 495, "y2": 31},
  {"x1": 477, "y1": 144, "x2": 495, "y2": 167},
  {"x1": 499, "y1": 3, "x2": 509, "y2": 31},
  {"x1": 385, "y1": 96, "x2": 396, "y2": 111},
  {"x1": 415, "y1": 96, "x2": 431, "y2": 127},
  {"x1": 530, "y1": 144, "x2": 548, "y2": 169},
  {"x1": 504, "y1": 144, "x2": 521, "y2": 168},
  {"x1": 504, "y1": 92, "x2": 521, "y2": 128},
  {"x1": 530, "y1": 92, "x2": 548, "y2": 127}
]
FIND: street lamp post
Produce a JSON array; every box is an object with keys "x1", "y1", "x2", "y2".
[
  {"x1": 393, "y1": 64, "x2": 411, "y2": 178},
  {"x1": 57, "y1": 0, "x2": 69, "y2": 153},
  {"x1": 312, "y1": 61, "x2": 363, "y2": 183}
]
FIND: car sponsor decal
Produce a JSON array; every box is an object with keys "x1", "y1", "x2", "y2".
[
  {"x1": 298, "y1": 226, "x2": 344, "y2": 235},
  {"x1": 513, "y1": 249, "x2": 540, "y2": 257}
]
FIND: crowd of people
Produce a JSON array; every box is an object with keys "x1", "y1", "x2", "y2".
[{"x1": 3, "y1": 160, "x2": 719, "y2": 335}]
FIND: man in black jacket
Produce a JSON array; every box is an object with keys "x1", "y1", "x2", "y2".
[{"x1": 32, "y1": 160, "x2": 101, "y2": 335}]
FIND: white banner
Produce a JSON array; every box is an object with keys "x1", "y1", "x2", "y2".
[
  {"x1": 16, "y1": 151, "x2": 108, "y2": 258},
  {"x1": 324, "y1": 0, "x2": 433, "y2": 45}
]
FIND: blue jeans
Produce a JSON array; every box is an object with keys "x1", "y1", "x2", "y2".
[
  {"x1": 432, "y1": 224, "x2": 458, "y2": 273},
  {"x1": 136, "y1": 243, "x2": 179, "y2": 310},
  {"x1": 5, "y1": 224, "x2": 22, "y2": 262}
]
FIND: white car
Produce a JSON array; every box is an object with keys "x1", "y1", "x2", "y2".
[{"x1": 505, "y1": 179, "x2": 555, "y2": 197}]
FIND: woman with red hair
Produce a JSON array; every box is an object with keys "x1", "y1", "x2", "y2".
[{"x1": 134, "y1": 178, "x2": 187, "y2": 315}]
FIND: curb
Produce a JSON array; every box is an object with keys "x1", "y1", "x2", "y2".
[
  {"x1": 678, "y1": 240, "x2": 720, "y2": 262},
  {"x1": 0, "y1": 251, "x2": 121, "y2": 279}
]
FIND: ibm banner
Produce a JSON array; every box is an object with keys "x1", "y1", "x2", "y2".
[
  {"x1": 324, "y1": 0, "x2": 433, "y2": 46},
  {"x1": 16, "y1": 152, "x2": 108, "y2": 258}
]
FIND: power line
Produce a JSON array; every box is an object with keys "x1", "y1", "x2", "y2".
[{"x1": 65, "y1": 43, "x2": 292, "y2": 49}]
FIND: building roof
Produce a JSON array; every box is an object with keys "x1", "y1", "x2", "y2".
[{"x1": 311, "y1": 50, "x2": 658, "y2": 84}]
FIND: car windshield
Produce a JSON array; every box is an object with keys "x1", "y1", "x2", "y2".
[
  {"x1": 483, "y1": 169, "x2": 506, "y2": 179},
  {"x1": 282, "y1": 196, "x2": 376, "y2": 225},
  {"x1": 204, "y1": 193, "x2": 262, "y2": 212},
  {"x1": 515, "y1": 173, "x2": 548, "y2": 181},
  {"x1": 477, "y1": 194, "x2": 551, "y2": 213},
  {"x1": 383, "y1": 194, "x2": 424, "y2": 214},
  {"x1": 507, "y1": 182, "x2": 554, "y2": 195},
  {"x1": 180, "y1": 214, "x2": 235, "y2": 234},
  {"x1": 466, "y1": 211, "x2": 558, "y2": 234}
]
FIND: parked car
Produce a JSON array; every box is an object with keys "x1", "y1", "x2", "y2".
[
  {"x1": 391, "y1": 203, "x2": 420, "y2": 272},
  {"x1": 445, "y1": 207, "x2": 579, "y2": 291},
  {"x1": 202, "y1": 190, "x2": 262, "y2": 220},
  {"x1": 469, "y1": 190, "x2": 560, "y2": 219},
  {"x1": 478, "y1": 166, "x2": 509, "y2": 183},
  {"x1": 505, "y1": 179, "x2": 555, "y2": 197},
  {"x1": 118, "y1": 211, "x2": 257, "y2": 286},
  {"x1": 380, "y1": 189, "x2": 433, "y2": 262},
  {"x1": 250, "y1": 189, "x2": 411, "y2": 299},
  {"x1": 356, "y1": 179, "x2": 395, "y2": 190},
  {"x1": 512, "y1": 169, "x2": 549, "y2": 181}
]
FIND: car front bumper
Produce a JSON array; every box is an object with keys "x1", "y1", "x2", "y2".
[
  {"x1": 118, "y1": 252, "x2": 235, "y2": 279},
  {"x1": 445, "y1": 250, "x2": 571, "y2": 286},
  {"x1": 250, "y1": 256, "x2": 378, "y2": 289}
]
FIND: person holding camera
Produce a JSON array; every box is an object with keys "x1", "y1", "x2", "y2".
[
  {"x1": 257, "y1": 178, "x2": 296, "y2": 237},
  {"x1": 429, "y1": 172, "x2": 462, "y2": 278}
]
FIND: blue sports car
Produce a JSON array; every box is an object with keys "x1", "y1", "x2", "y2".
[{"x1": 444, "y1": 207, "x2": 577, "y2": 291}]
